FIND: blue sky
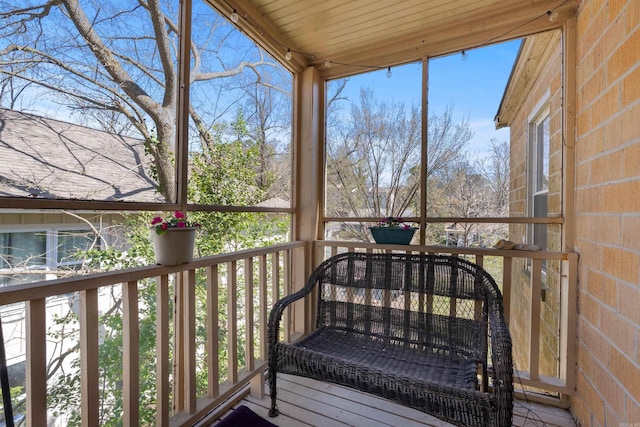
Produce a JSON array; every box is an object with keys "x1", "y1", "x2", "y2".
[{"x1": 337, "y1": 39, "x2": 522, "y2": 156}]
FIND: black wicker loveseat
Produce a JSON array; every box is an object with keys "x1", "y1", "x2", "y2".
[{"x1": 267, "y1": 252, "x2": 513, "y2": 427}]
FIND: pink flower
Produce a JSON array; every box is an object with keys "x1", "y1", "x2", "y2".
[{"x1": 151, "y1": 211, "x2": 200, "y2": 234}]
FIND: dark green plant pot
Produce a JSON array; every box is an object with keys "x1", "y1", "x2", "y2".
[{"x1": 369, "y1": 227, "x2": 417, "y2": 245}]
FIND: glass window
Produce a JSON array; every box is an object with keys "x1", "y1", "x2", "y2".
[
  {"x1": 325, "y1": 64, "x2": 422, "y2": 242},
  {"x1": 57, "y1": 230, "x2": 99, "y2": 267},
  {"x1": 0, "y1": 1, "x2": 178, "y2": 204},
  {"x1": 535, "y1": 115, "x2": 550, "y2": 194},
  {"x1": 324, "y1": 41, "x2": 519, "y2": 246},
  {"x1": 0, "y1": 228, "x2": 101, "y2": 286},
  {"x1": 531, "y1": 111, "x2": 550, "y2": 253},
  {"x1": 0, "y1": 231, "x2": 47, "y2": 270},
  {"x1": 187, "y1": 1, "x2": 293, "y2": 209}
]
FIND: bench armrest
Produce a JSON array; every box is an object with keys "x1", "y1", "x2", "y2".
[{"x1": 267, "y1": 265, "x2": 321, "y2": 352}]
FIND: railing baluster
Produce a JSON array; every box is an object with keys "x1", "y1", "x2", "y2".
[
  {"x1": 259, "y1": 255, "x2": 268, "y2": 362},
  {"x1": 227, "y1": 261, "x2": 238, "y2": 384},
  {"x1": 207, "y1": 265, "x2": 220, "y2": 398},
  {"x1": 174, "y1": 273, "x2": 185, "y2": 413},
  {"x1": 284, "y1": 250, "x2": 300, "y2": 338},
  {"x1": 80, "y1": 289, "x2": 99, "y2": 427},
  {"x1": 156, "y1": 275, "x2": 170, "y2": 427},
  {"x1": 184, "y1": 269, "x2": 197, "y2": 413},
  {"x1": 245, "y1": 258, "x2": 255, "y2": 372},
  {"x1": 560, "y1": 256, "x2": 579, "y2": 402},
  {"x1": 272, "y1": 252, "x2": 284, "y2": 340},
  {"x1": 271, "y1": 253, "x2": 280, "y2": 304},
  {"x1": 123, "y1": 281, "x2": 139, "y2": 427},
  {"x1": 529, "y1": 259, "x2": 543, "y2": 381},
  {"x1": 502, "y1": 257, "x2": 513, "y2": 324},
  {"x1": 473, "y1": 255, "x2": 485, "y2": 320},
  {"x1": 475, "y1": 254, "x2": 484, "y2": 267},
  {"x1": 26, "y1": 298, "x2": 47, "y2": 427}
]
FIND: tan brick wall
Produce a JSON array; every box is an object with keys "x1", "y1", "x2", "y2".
[
  {"x1": 508, "y1": 34, "x2": 565, "y2": 378},
  {"x1": 572, "y1": 0, "x2": 640, "y2": 425}
]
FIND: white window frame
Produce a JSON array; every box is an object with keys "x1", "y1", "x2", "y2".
[
  {"x1": 526, "y1": 93, "x2": 550, "y2": 283},
  {"x1": 527, "y1": 92, "x2": 550, "y2": 247}
]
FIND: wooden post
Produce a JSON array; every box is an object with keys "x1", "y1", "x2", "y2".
[
  {"x1": 26, "y1": 299, "x2": 47, "y2": 427},
  {"x1": 80, "y1": 289, "x2": 99, "y2": 426},
  {"x1": 123, "y1": 281, "x2": 140, "y2": 427}
]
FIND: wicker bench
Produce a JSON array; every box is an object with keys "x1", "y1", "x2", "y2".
[{"x1": 267, "y1": 252, "x2": 513, "y2": 427}]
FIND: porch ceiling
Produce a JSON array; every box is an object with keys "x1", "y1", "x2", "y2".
[{"x1": 216, "y1": 0, "x2": 579, "y2": 79}]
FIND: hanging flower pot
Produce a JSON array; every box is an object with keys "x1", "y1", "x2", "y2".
[
  {"x1": 150, "y1": 211, "x2": 200, "y2": 266},
  {"x1": 369, "y1": 216, "x2": 417, "y2": 245},
  {"x1": 369, "y1": 226, "x2": 417, "y2": 245}
]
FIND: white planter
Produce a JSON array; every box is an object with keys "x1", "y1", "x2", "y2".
[{"x1": 151, "y1": 227, "x2": 197, "y2": 266}]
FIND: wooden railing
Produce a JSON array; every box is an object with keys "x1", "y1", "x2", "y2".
[
  {"x1": 0, "y1": 242, "x2": 306, "y2": 427},
  {"x1": 314, "y1": 241, "x2": 579, "y2": 407},
  {"x1": 0, "y1": 239, "x2": 578, "y2": 426}
]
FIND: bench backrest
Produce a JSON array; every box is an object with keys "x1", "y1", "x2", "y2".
[{"x1": 312, "y1": 252, "x2": 504, "y2": 361}]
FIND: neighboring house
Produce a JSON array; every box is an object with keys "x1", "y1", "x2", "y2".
[
  {"x1": 0, "y1": 108, "x2": 163, "y2": 286},
  {"x1": 444, "y1": 222, "x2": 479, "y2": 246}
]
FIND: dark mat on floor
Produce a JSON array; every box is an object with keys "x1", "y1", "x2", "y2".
[{"x1": 216, "y1": 405, "x2": 278, "y2": 427}]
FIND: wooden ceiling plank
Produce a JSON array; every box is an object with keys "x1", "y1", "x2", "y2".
[
  {"x1": 212, "y1": 0, "x2": 578, "y2": 80},
  {"x1": 282, "y1": 0, "x2": 485, "y2": 48},
  {"x1": 317, "y1": 1, "x2": 577, "y2": 79},
  {"x1": 319, "y1": 0, "x2": 551, "y2": 52}
]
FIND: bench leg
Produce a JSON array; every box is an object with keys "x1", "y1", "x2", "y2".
[{"x1": 268, "y1": 367, "x2": 279, "y2": 417}]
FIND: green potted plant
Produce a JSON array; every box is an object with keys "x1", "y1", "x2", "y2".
[
  {"x1": 369, "y1": 216, "x2": 417, "y2": 245},
  {"x1": 150, "y1": 211, "x2": 200, "y2": 266}
]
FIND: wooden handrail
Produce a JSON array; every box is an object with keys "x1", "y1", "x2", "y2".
[{"x1": 0, "y1": 242, "x2": 305, "y2": 305}]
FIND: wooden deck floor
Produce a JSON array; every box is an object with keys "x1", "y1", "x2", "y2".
[{"x1": 206, "y1": 374, "x2": 577, "y2": 427}]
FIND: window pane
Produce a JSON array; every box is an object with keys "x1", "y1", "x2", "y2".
[
  {"x1": 0, "y1": 232, "x2": 46, "y2": 269},
  {"x1": 427, "y1": 42, "x2": 517, "y2": 225},
  {"x1": 533, "y1": 193, "x2": 548, "y2": 250},
  {"x1": 57, "y1": 230, "x2": 98, "y2": 266},
  {"x1": 187, "y1": 1, "x2": 293, "y2": 208},
  {"x1": 0, "y1": 1, "x2": 179, "y2": 203},
  {"x1": 325, "y1": 64, "x2": 422, "y2": 223},
  {"x1": 536, "y1": 116, "x2": 550, "y2": 192}
]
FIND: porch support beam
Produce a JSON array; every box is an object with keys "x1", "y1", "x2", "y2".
[
  {"x1": 293, "y1": 66, "x2": 324, "y2": 333},
  {"x1": 561, "y1": 17, "x2": 577, "y2": 252},
  {"x1": 176, "y1": 0, "x2": 193, "y2": 208},
  {"x1": 419, "y1": 57, "x2": 428, "y2": 245},
  {"x1": 560, "y1": 16, "x2": 578, "y2": 401}
]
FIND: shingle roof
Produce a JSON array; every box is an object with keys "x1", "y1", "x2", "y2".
[{"x1": 0, "y1": 108, "x2": 163, "y2": 202}]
